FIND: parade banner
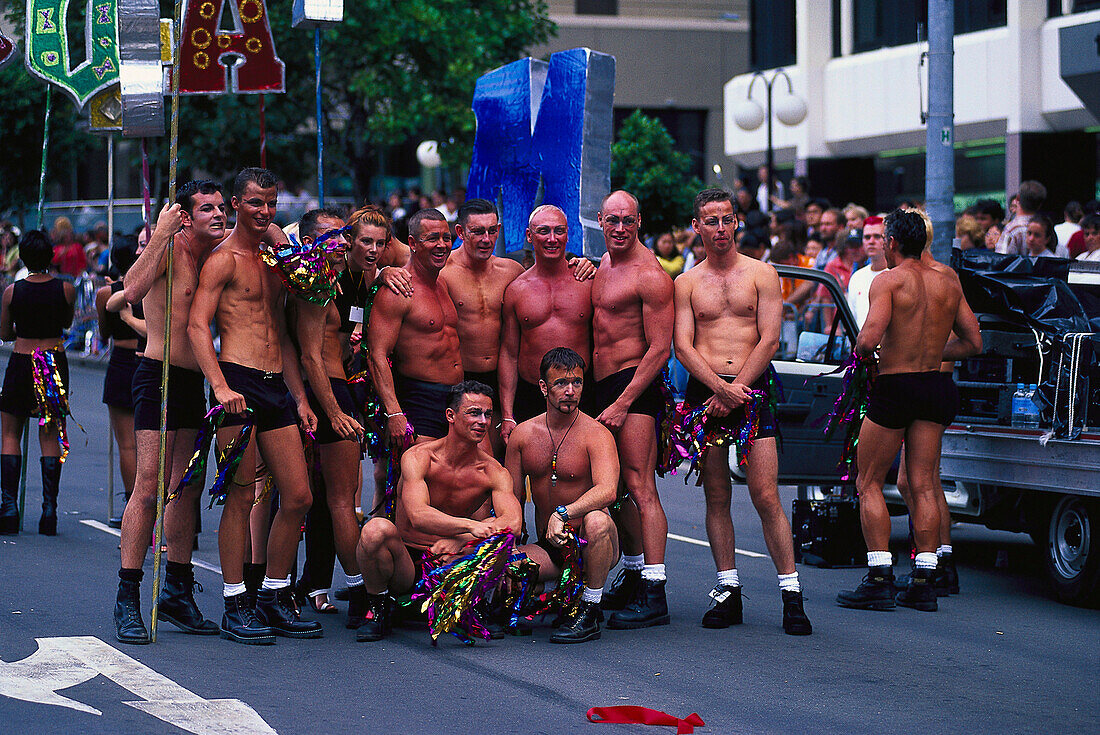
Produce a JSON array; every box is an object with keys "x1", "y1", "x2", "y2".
[
  {"x1": 467, "y1": 48, "x2": 615, "y2": 258},
  {"x1": 25, "y1": 0, "x2": 120, "y2": 107},
  {"x1": 117, "y1": 0, "x2": 165, "y2": 136},
  {"x1": 177, "y1": 0, "x2": 285, "y2": 95}
]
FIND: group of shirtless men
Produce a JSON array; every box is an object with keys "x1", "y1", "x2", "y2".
[{"x1": 111, "y1": 166, "x2": 981, "y2": 647}]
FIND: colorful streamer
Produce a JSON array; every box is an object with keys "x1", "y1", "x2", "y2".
[
  {"x1": 818, "y1": 351, "x2": 878, "y2": 481},
  {"x1": 504, "y1": 529, "x2": 587, "y2": 631},
  {"x1": 413, "y1": 532, "x2": 516, "y2": 643},
  {"x1": 31, "y1": 349, "x2": 72, "y2": 461},
  {"x1": 664, "y1": 390, "x2": 766, "y2": 485},
  {"x1": 260, "y1": 224, "x2": 354, "y2": 305},
  {"x1": 169, "y1": 405, "x2": 255, "y2": 506}
]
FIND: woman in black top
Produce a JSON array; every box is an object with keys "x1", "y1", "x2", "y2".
[
  {"x1": 0, "y1": 230, "x2": 76, "y2": 535},
  {"x1": 95, "y1": 235, "x2": 144, "y2": 526}
]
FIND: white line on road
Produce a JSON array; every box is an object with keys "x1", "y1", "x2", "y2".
[
  {"x1": 81, "y1": 520, "x2": 223, "y2": 575},
  {"x1": 666, "y1": 532, "x2": 768, "y2": 558}
]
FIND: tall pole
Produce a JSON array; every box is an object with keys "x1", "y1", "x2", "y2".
[
  {"x1": 925, "y1": 0, "x2": 955, "y2": 264},
  {"x1": 765, "y1": 77, "x2": 775, "y2": 210},
  {"x1": 315, "y1": 28, "x2": 324, "y2": 207},
  {"x1": 106, "y1": 135, "x2": 115, "y2": 523}
]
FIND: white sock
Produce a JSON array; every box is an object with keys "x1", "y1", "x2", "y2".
[
  {"x1": 914, "y1": 552, "x2": 938, "y2": 570},
  {"x1": 346, "y1": 574, "x2": 364, "y2": 587},
  {"x1": 308, "y1": 588, "x2": 328, "y2": 599},
  {"x1": 937, "y1": 545, "x2": 952, "y2": 557},
  {"x1": 622, "y1": 554, "x2": 644, "y2": 571},
  {"x1": 261, "y1": 575, "x2": 291, "y2": 590},
  {"x1": 867, "y1": 551, "x2": 892, "y2": 568},
  {"x1": 642, "y1": 563, "x2": 666, "y2": 582},
  {"x1": 778, "y1": 572, "x2": 800, "y2": 593},
  {"x1": 582, "y1": 586, "x2": 603, "y2": 603},
  {"x1": 717, "y1": 568, "x2": 740, "y2": 588},
  {"x1": 223, "y1": 582, "x2": 246, "y2": 597}
]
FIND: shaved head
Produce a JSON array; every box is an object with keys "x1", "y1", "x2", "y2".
[
  {"x1": 601, "y1": 190, "x2": 640, "y2": 213},
  {"x1": 528, "y1": 204, "x2": 566, "y2": 227}
]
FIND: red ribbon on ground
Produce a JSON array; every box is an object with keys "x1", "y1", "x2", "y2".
[{"x1": 587, "y1": 706, "x2": 705, "y2": 734}]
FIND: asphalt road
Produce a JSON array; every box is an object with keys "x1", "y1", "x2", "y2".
[{"x1": 2, "y1": 361, "x2": 1097, "y2": 734}]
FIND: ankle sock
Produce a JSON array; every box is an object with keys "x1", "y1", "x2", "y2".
[
  {"x1": 223, "y1": 582, "x2": 247, "y2": 597},
  {"x1": 717, "y1": 568, "x2": 740, "y2": 588},
  {"x1": 867, "y1": 551, "x2": 892, "y2": 568},
  {"x1": 937, "y1": 545, "x2": 952, "y2": 557},
  {"x1": 641, "y1": 563, "x2": 666, "y2": 582},
  {"x1": 119, "y1": 567, "x2": 143, "y2": 584},
  {"x1": 261, "y1": 575, "x2": 291, "y2": 590},
  {"x1": 581, "y1": 586, "x2": 603, "y2": 604},
  {"x1": 778, "y1": 572, "x2": 801, "y2": 593},
  {"x1": 622, "y1": 554, "x2": 644, "y2": 571},
  {"x1": 914, "y1": 552, "x2": 938, "y2": 570},
  {"x1": 345, "y1": 574, "x2": 364, "y2": 587}
]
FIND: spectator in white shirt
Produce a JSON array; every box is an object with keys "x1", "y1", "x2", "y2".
[{"x1": 846, "y1": 215, "x2": 888, "y2": 328}]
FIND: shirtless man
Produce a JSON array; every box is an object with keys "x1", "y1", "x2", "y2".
[
  {"x1": 114, "y1": 181, "x2": 220, "y2": 645},
  {"x1": 500, "y1": 206, "x2": 594, "y2": 439},
  {"x1": 289, "y1": 208, "x2": 370, "y2": 630},
  {"x1": 839, "y1": 209, "x2": 981, "y2": 612},
  {"x1": 189, "y1": 167, "x2": 322, "y2": 644},
  {"x1": 368, "y1": 209, "x2": 462, "y2": 450},
  {"x1": 587, "y1": 191, "x2": 675, "y2": 629},
  {"x1": 508, "y1": 348, "x2": 619, "y2": 643},
  {"x1": 354, "y1": 380, "x2": 522, "y2": 641},
  {"x1": 674, "y1": 188, "x2": 812, "y2": 635}
]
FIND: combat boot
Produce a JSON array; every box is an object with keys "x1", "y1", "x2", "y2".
[
  {"x1": 939, "y1": 554, "x2": 960, "y2": 595},
  {"x1": 157, "y1": 563, "x2": 219, "y2": 634},
  {"x1": 356, "y1": 593, "x2": 393, "y2": 642},
  {"x1": 895, "y1": 567, "x2": 938, "y2": 611},
  {"x1": 346, "y1": 584, "x2": 369, "y2": 629},
  {"x1": 0, "y1": 454, "x2": 20, "y2": 535},
  {"x1": 836, "y1": 566, "x2": 897, "y2": 611},
  {"x1": 700, "y1": 584, "x2": 743, "y2": 628},
  {"x1": 781, "y1": 590, "x2": 813, "y2": 635},
  {"x1": 550, "y1": 601, "x2": 602, "y2": 643},
  {"x1": 601, "y1": 567, "x2": 641, "y2": 611},
  {"x1": 607, "y1": 578, "x2": 670, "y2": 629},
  {"x1": 256, "y1": 588, "x2": 324, "y2": 638},
  {"x1": 115, "y1": 579, "x2": 150, "y2": 645},
  {"x1": 38, "y1": 456, "x2": 61, "y2": 536},
  {"x1": 221, "y1": 592, "x2": 275, "y2": 645}
]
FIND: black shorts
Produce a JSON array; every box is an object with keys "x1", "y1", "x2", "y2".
[
  {"x1": 0, "y1": 351, "x2": 69, "y2": 417},
  {"x1": 463, "y1": 370, "x2": 499, "y2": 412},
  {"x1": 132, "y1": 358, "x2": 207, "y2": 432},
  {"x1": 102, "y1": 346, "x2": 138, "y2": 410},
  {"x1": 591, "y1": 366, "x2": 664, "y2": 420},
  {"x1": 394, "y1": 374, "x2": 453, "y2": 439},
  {"x1": 867, "y1": 371, "x2": 959, "y2": 430},
  {"x1": 535, "y1": 537, "x2": 567, "y2": 570},
  {"x1": 217, "y1": 362, "x2": 298, "y2": 432},
  {"x1": 684, "y1": 373, "x2": 777, "y2": 439},
  {"x1": 306, "y1": 377, "x2": 359, "y2": 445}
]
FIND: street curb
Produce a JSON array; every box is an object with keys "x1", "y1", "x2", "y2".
[{"x1": 0, "y1": 342, "x2": 111, "y2": 372}]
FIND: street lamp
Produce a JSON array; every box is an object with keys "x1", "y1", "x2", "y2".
[{"x1": 732, "y1": 68, "x2": 807, "y2": 206}]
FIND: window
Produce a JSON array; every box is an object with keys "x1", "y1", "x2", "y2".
[
  {"x1": 832, "y1": 0, "x2": 843, "y2": 57},
  {"x1": 852, "y1": 0, "x2": 1006, "y2": 54},
  {"x1": 575, "y1": 0, "x2": 617, "y2": 14},
  {"x1": 750, "y1": 0, "x2": 796, "y2": 70},
  {"x1": 955, "y1": 1, "x2": 1007, "y2": 34}
]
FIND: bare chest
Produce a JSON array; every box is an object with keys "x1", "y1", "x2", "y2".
[
  {"x1": 692, "y1": 276, "x2": 757, "y2": 323},
  {"x1": 406, "y1": 287, "x2": 458, "y2": 334},
  {"x1": 514, "y1": 280, "x2": 592, "y2": 331},
  {"x1": 447, "y1": 271, "x2": 507, "y2": 322}
]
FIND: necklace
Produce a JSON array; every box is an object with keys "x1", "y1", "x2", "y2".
[{"x1": 546, "y1": 410, "x2": 580, "y2": 487}]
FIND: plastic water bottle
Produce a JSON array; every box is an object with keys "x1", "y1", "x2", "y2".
[
  {"x1": 1010, "y1": 383, "x2": 1028, "y2": 428},
  {"x1": 1020, "y1": 384, "x2": 1041, "y2": 429}
]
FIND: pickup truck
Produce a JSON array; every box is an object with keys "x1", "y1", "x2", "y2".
[{"x1": 758, "y1": 264, "x2": 1098, "y2": 607}]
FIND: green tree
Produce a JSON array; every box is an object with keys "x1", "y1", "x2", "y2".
[{"x1": 610, "y1": 110, "x2": 702, "y2": 237}]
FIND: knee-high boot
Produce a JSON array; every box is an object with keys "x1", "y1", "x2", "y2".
[
  {"x1": 39, "y1": 456, "x2": 61, "y2": 536},
  {"x1": 0, "y1": 454, "x2": 21, "y2": 535}
]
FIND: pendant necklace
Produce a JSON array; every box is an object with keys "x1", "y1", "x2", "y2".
[{"x1": 547, "y1": 410, "x2": 580, "y2": 487}]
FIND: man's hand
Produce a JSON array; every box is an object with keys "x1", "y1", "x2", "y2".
[
  {"x1": 154, "y1": 203, "x2": 183, "y2": 237},
  {"x1": 380, "y1": 266, "x2": 413, "y2": 297},
  {"x1": 467, "y1": 519, "x2": 496, "y2": 539},
  {"x1": 568, "y1": 257, "x2": 597, "y2": 281},
  {"x1": 297, "y1": 402, "x2": 318, "y2": 436},
  {"x1": 714, "y1": 381, "x2": 752, "y2": 409},
  {"x1": 545, "y1": 513, "x2": 570, "y2": 547},
  {"x1": 704, "y1": 395, "x2": 732, "y2": 418},
  {"x1": 331, "y1": 411, "x2": 365, "y2": 442},
  {"x1": 429, "y1": 537, "x2": 467, "y2": 557},
  {"x1": 500, "y1": 417, "x2": 517, "y2": 444},
  {"x1": 596, "y1": 400, "x2": 628, "y2": 433},
  {"x1": 214, "y1": 386, "x2": 248, "y2": 415},
  {"x1": 386, "y1": 413, "x2": 411, "y2": 449},
  {"x1": 349, "y1": 324, "x2": 363, "y2": 352}
]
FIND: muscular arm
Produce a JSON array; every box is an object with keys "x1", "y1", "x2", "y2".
[
  {"x1": 295, "y1": 301, "x2": 340, "y2": 416},
  {"x1": 856, "y1": 274, "x2": 893, "y2": 357},
  {"x1": 399, "y1": 451, "x2": 485, "y2": 539},
  {"x1": 504, "y1": 429, "x2": 527, "y2": 510},
  {"x1": 943, "y1": 290, "x2": 982, "y2": 362},
  {"x1": 610, "y1": 271, "x2": 674, "y2": 409},
  {"x1": 277, "y1": 295, "x2": 312, "y2": 426},
  {"x1": 565, "y1": 427, "x2": 619, "y2": 518},
  {"x1": 487, "y1": 462, "x2": 523, "y2": 536},
  {"x1": 123, "y1": 203, "x2": 181, "y2": 305},
  {"x1": 497, "y1": 285, "x2": 521, "y2": 427},
  {"x1": 366, "y1": 288, "x2": 408, "y2": 416}
]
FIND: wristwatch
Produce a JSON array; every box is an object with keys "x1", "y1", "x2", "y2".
[{"x1": 555, "y1": 505, "x2": 569, "y2": 521}]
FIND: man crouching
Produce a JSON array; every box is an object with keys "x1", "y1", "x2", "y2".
[
  {"x1": 354, "y1": 381, "x2": 521, "y2": 642},
  {"x1": 507, "y1": 348, "x2": 619, "y2": 643}
]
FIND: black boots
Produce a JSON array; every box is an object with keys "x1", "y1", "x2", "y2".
[
  {"x1": 38, "y1": 456, "x2": 61, "y2": 536},
  {"x1": 157, "y1": 563, "x2": 219, "y2": 635},
  {"x1": 836, "y1": 566, "x2": 897, "y2": 610},
  {"x1": 782, "y1": 590, "x2": 813, "y2": 635},
  {"x1": 221, "y1": 592, "x2": 276, "y2": 645},
  {"x1": 0, "y1": 454, "x2": 19, "y2": 535},
  {"x1": 896, "y1": 567, "x2": 938, "y2": 611},
  {"x1": 701, "y1": 584, "x2": 743, "y2": 628},
  {"x1": 607, "y1": 578, "x2": 670, "y2": 629},
  {"x1": 356, "y1": 593, "x2": 394, "y2": 642},
  {"x1": 115, "y1": 572, "x2": 150, "y2": 645},
  {"x1": 938, "y1": 554, "x2": 960, "y2": 595},
  {"x1": 550, "y1": 601, "x2": 602, "y2": 643},
  {"x1": 346, "y1": 584, "x2": 368, "y2": 630},
  {"x1": 601, "y1": 567, "x2": 641, "y2": 611},
  {"x1": 256, "y1": 588, "x2": 324, "y2": 638},
  {"x1": 243, "y1": 562, "x2": 266, "y2": 607}
]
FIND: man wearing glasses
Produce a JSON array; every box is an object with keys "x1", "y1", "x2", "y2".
[
  {"x1": 354, "y1": 381, "x2": 522, "y2": 641},
  {"x1": 587, "y1": 190, "x2": 675, "y2": 631},
  {"x1": 499, "y1": 206, "x2": 595, "y2": 441},
  {"x1": 672, "y1": 188, "x2": 812, "y2": 636},
  {"x1": 368, "y1": 209, "x2": 463, "y2": 447}
]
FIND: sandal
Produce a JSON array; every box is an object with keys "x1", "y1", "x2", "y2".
[{"x1": 308, "y1": 592, "x2": 338, "y2": 614}]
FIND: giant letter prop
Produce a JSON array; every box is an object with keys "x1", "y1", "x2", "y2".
[
  {"x1": 25, "y1": 0, "x2": 120, "y2": 107},
  {"x1": 292, "y1": 0, "x2": 343, "y2": 28},
  {"x1": 467, "y1": 48, "x2": 615, "y2": 258},
  {"x1": 117, "y1": 0, "x2": 164, "y2": 136},
  {"x1": 178, "y1": 0, "x2": 285, "y2": 94}
]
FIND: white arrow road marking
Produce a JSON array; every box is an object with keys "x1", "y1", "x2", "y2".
[{"x1": 0, "y1": 636, "x2": 276, "y2": 734}]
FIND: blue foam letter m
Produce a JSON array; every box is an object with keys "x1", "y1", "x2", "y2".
[{"x1": 467, "y1": 48, "x2": 615, "y2": 258}]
